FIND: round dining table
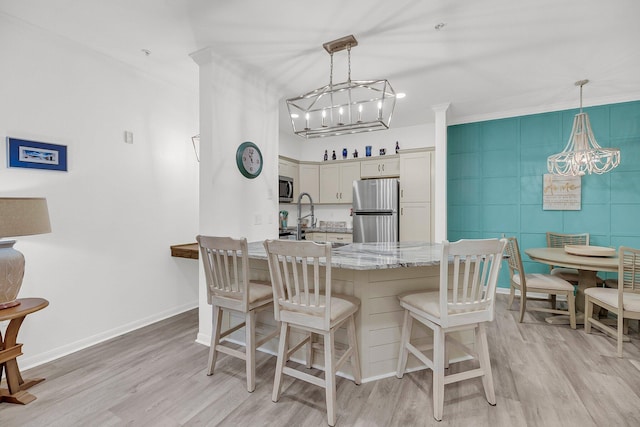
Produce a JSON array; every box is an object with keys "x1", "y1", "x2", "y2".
[{"x1": 524, "y1": 247, "x2": 618, "y2": 325}]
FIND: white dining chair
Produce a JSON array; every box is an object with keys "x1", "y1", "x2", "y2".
[
  {"x1": 546, "y1": 232, "x2": 604, "y2": 287},
  {"x1": 395, "y1": 238, "x2": 507, "y2": 421},
  {"x1": 197, "y1": 235, "x2": 278, "y2": 392},
  {"x1": 585, "y1": 246, "x2": 640, "y2": 357},
  {"x1": 546, "y1": 232, "x2": 589, "y2": 283},
  {"x1": 504, "y1": 236, "x2": 577, "y2": 329},
  {"x1": 263, "y1": 239, "x2": 361, "y2": 427}
]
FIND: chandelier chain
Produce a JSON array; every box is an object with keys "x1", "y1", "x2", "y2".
[
  {"x1": 579, "y1": 83, "x2": 583, "y2": 113},
  {"x1": 347, "y1": 44, "x2": 352, "y2": 83},
  {"x1": 329, "y1": 52, "x2": 334, "y2": 88}
]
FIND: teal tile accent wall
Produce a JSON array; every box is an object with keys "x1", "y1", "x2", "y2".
[{"x1": 448, "y1": 100, "x2": 640, "y2": 288}]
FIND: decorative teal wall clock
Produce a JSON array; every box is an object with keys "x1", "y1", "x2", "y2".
[{"x1": 236, "y1": 141, "x2": 263, "y2": 179}]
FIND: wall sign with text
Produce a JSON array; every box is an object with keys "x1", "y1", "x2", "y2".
[{"x1": 543, "y1": 174, "x2": 581, "y2": 210}]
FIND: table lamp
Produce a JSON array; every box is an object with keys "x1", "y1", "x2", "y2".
[{"x1": 0, "y1": 197, "x2": 51, "y2": 309}]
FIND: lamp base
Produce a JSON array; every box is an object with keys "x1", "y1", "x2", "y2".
[{"x1": 0, "y1": 240, "x2": 25, "y2": 310}]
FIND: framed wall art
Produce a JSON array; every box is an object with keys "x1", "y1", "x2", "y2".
[
  {"x1": 543, "y1": 173, "x2": 581, "y2": 210},
  {"x1": 6, "y1": 137, "x2": 68, "y2": 171}
]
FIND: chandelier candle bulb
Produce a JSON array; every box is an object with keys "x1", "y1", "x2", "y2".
[
  {"x1": 357, "y1": 104, "x2": 363, "y2": 122},
  {"x1": 305, "y1": 113, "x2": 310, "y2": 130},
  {"x1": 338, "y1": 107, "x2": 344, "y2": 125},
  {"x1": 377, "y1": 101, "x2": 382, "y2": 120},
  {"x1": 322, "y1": 109, "x2": 327, "y2": 127}
]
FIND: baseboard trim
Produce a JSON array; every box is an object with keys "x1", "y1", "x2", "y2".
[{"x1": 20, "y1": 301, "x2": 198, "y2": 370}]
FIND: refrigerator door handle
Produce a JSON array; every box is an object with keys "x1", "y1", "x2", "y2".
[{"x1": 354, "y1": 211, "x2": 394, "y2": 216}]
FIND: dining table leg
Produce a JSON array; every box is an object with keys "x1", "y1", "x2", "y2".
[{"x1": 576, "y1": 269, "x2": 599, "y2": 311}]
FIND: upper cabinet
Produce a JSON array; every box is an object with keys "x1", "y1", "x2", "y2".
[
  {"x1": 280, "y1": 151, "x2": 429, "y2": 209},
  {"x1": 360, "y1": 157, "x2": 400, "y2": 178},
  {"x1": 319, "y1": 162, "x2": 360, "y2": 204},
  {"x1": 278, "y1": 156, "x2": 299, "y2": 184},
  {"x1": 278, "y1": 157, "x2": 297, "y2": 178},
  {"x1": 399, "y1": 150, "x2": 431, "y2": 203},
  {"x1": 399, "y1": 148, "x2": 434, "y2": 242},
  {"x1": 298, "y1": 163, "x2": 319, "y2": 203}
]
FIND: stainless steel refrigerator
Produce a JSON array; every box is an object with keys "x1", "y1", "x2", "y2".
[{"x1": 352, "y1": 178, "x2": 399, "y2": 243}]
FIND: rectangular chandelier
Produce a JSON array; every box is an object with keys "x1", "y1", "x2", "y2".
[{"x1": 286, "y1": 35, "x2": 396, "y2": 139}]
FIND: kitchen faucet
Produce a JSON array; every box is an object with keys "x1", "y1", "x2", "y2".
[{"x1": 296, "y1": 192, "x2": 316, "y2": 240}]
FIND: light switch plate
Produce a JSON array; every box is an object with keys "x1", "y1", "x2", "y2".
[{"x1": 124, "y1": 131, "x2": 133, "y2": 144}]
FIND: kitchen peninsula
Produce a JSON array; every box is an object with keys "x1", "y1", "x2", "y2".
[{"x1": 173, "y1": 241, "x2": 449, "y2": 381}]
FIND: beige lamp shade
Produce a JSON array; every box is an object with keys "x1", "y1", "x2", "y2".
[
  {"x1": 0, "y1": 197, "x2": 51, "y2": 238},
  {"x1": 0, "y1": 197, "x2": 51, "y2": 309}
]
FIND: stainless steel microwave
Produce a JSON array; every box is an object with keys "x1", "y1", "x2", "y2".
[{"x1": 279, "y1": 175, "x2": 294, "y2": 203}]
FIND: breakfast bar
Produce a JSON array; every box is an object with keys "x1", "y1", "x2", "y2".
[
  {"x1": 248, "y1": 241, "x2": 452, "y2": 381},
  {"x1": 174, "y1": 241, "x2": 459, "y2": 381}
]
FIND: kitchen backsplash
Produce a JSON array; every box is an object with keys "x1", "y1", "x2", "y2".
[
  {"x1": 278, "y1": 204, "x2": 353, "y2": 229},
  {"x1": 318, "y1": 221, "x2": 347, "y2": 228}
]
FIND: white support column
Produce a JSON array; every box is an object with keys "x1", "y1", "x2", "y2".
[
  {"x1": 190, "y1": 47, "x2": 279, "y2": 345},
  {"x1": 432, "y1": 103, "x2": 450, "y2": 243}
]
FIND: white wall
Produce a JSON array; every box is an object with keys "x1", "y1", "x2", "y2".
[{"x1": 0, "y1": 15, "x2": 199, "y2": 367}]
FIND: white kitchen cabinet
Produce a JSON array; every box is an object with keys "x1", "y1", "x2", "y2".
[
  {"x1": 319, "y1": 164, "x2": 340, "y2": 203},
  {"x1": 319, "y1": 162, "x2": 360, "y2": 204},
  {"x1": 399, "y1": 150, "x2": 431, "y2": 203},
  {"x1": 305, "y1": 232, "x2": 325, "y2": 242},
  {"x1": 305, "y1": 232, "x2": 353, "y2": 243},
  {"x1": 298, "y1": 163, "x2": 319, "y2": 203},
  {"x1": 360, "y1": 157, "x2": 400, "y2": 178},
  {"x1": 325, "y1": 233, "x2": 353, "y2": 243},
  {"x1": 278, "y1": 157, "x2": 298, "y2": 181},
  {"x1": 399, "y1": 203, "x2": 431, "y2": 242},
  {"x1": 278, "y1": 156, "x2": 299, "y2": 198},
  {"x1": 399, "y1": 149, "x2": 434, "y2": 242}
]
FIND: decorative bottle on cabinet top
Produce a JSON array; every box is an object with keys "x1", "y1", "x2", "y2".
[
  {"x1": 332, "y1": 150, "x2": 336, "y2": 160},
  {"x1": 324, "y1": 150, "x2": 328, "y2": 161},
  {"x1": 395, "y1": 141, "x2": 400, "y2": 153}
]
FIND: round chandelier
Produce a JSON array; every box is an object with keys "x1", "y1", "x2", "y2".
[{"x1": 547, "y1": 80, "x2": 621, "y2": 176}]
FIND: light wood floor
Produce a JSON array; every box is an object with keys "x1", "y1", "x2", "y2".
[{"x1": 2, "y1": 295, "x2": 640, "y2": 427}]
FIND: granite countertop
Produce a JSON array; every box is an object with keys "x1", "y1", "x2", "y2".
[{"x1": 249, "y1": 241, "x2": 442, "y2": 271}]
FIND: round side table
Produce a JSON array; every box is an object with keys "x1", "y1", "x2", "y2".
[{"x1": 0, "y1": 297, "x2": 49, "y2": 404}]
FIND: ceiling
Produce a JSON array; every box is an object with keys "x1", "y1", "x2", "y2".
[{"x1": 2, "y1": 0, "x2": 640, "y2": 133}]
